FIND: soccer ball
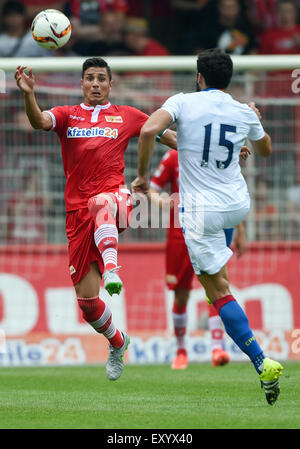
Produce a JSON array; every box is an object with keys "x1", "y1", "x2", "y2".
[{"x1": 31, "y1": 9, "x2": 72, "y2": 50}]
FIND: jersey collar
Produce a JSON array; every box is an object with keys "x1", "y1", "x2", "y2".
[
  {"x1": 81, "y1": 102, "x2": 112, "y2": 123},
  {"x1": 80, "y1": 102, "x2": 111, "y2": 110},
  {"x1": 201, "y1": 88, "x2": 224, "y2": 92}
]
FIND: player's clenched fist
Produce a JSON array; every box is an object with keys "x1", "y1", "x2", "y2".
[
  {"x1": 131, "y1": 176, "x2": 149, "y2": 194},
  {"x1": 15, "y1": 66, "x2": 35, "y2": 94},
  {"x1": 240, "y1": 145, "x2": 251, "y2": 160}
]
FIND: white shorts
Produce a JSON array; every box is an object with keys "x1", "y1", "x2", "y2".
[{"x1": 179, "y1": 205, "x2": 250, "y2": 275}]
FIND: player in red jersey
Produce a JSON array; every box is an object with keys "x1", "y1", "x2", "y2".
[
  {"x1": 14, "y1": 57, "x2": 177, "y2": 381},
  {"x1": 149, "y1": 149, "x2": 247, "y2": 369}
]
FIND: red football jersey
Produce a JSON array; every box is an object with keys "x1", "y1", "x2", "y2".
[
  {"x1": 150, "y1": 149, "x2": 182, "y2": 238},
  {"x1": 69, "y1": 0, "x2": 128, "y2": 17},
  {"x1": 260, "y1": 26, "x2": 300, "y2": 54},
  {"x1": 151, "y1": 149, "x2": 179, "y2": 194},
  {"x1": 46, "y1": 102, "x2": 148, "y2": 211}
]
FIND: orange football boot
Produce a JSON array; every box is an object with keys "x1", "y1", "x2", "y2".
[
  {"x1": 172, "y1": 349, "x2": 188, "y2": 370},
  {"x1": 212, "y1": 348, "x2": 230, "y2": 367}
]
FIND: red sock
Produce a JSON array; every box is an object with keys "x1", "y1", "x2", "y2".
[
  {"x1": 213, "y1": 294, "x2": 235, "y2": 314},
  {"x1": 77, "y1": 296, "x2": 124, "y2": 347},
  {"x1": 208, "y1": 304, "x2": 219, "y2": 318}
]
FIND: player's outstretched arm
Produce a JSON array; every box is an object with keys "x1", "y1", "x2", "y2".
[
  {"x1": 15, "y1": 66, "x2": 53, "y2": 131},
  {"x1": 132, "y1": 110, "x2": 173, "y2": 194},
  {"x1": 138, "y1": 109, "x2": 173, "y2": 175},
  {"x1": 247, "y1": 101, "x2": 272, "y2": 158}
]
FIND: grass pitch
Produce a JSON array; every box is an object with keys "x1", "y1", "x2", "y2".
[{"x1": 0, "y1": 361, "x2": 299, "y2": 429}]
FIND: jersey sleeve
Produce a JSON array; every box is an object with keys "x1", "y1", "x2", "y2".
[
  {"x1": 160, "y1": 93, "x2": 184, "y2": 122},
  {"x1": 150, "y1": 150, "x2": 176, "y2": 191},
  {"x1": 43, "y1": 105, "x2": 69, "y2": 136},
  {"x1": 127, "y1": 106, "x2": 149, "y2": 137},
  {"x1": 247, "y1": 108, "x2": 266, "y2": 141}
]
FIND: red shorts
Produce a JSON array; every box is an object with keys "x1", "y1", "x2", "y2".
[
  {"x1": 166, "y1": 233, "x2": 194, "y2": 291},
  {"x1": 66, "y1": 190, "x2": 133, "y2": 286}
]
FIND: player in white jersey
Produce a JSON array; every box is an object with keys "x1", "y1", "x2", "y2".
[{"x1": 132, "y1": 49, "x2": 283, "y2": 405}]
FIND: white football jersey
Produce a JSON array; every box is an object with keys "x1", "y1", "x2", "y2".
[{"x1": 161, "y1": 89, "x2": 265, "y2": 212}]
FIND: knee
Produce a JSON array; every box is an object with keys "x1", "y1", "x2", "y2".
[
  {"x1": 174, "y1": 289, "x2": 189, "y2": 306},
  {"x1": 210, "y1": 276, "x2": 230, "y2": 301},
  {"x1": 87, "y1": 195, "x2": 109, "y2": 219},
  {"x1": 199, "y1": 272, "x2": 231, "y2": 303},
  {"x1": 216, "y1": 277, "x2": 230, "y2": 298}
]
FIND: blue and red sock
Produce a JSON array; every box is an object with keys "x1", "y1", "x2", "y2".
[{"x1": 214, "y1": 295, "x2": 265, "y2": 373}]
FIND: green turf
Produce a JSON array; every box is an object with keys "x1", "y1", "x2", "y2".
[{"x1": 0, "y1": 361, "x2": 299, "y2": 429}]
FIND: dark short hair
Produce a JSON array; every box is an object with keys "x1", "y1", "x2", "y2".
[
  {"x1": 2, "y1": 0, "x2": 25, "y2": 16},
  {"x1": 82, "y1": 57, "x2": 112, "y2": 81},
  {"x1": 197, "y1": 48, "x2": 233, "y2": 89}
]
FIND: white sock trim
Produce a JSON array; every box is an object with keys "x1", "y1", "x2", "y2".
[
  {"x1": 173, "y1": 312, "x2": 187, "y2": 328},
  {"x1": 102, "y1": 248, "x2": 118, "y2": 267},
  {"x1": 103, "y1": 322, "x2": 117, "y2": 339},
  {"x1": 94, "y1": 224, "x2": 118, "y2": 247},
  {"x1": 89, "y1": 303, "x2": 111, "y2": 329}
]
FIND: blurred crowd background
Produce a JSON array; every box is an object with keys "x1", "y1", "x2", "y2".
[
  {"x1": 0, "y1": 0, "x2": 300, "y2": 57},
  {"x1": 1, "y1": 0, "x2": 300, "y2": 246}
]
